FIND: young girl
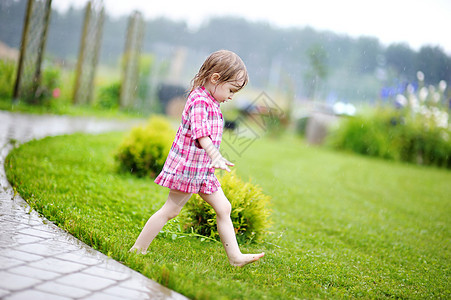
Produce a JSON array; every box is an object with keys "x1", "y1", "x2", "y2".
[{"x1": 130, "y1": 50, "x2": 264, "y2": 267}]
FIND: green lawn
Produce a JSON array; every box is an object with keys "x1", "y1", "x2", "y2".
[{"x1": 5, "y1": 132, "x2": 450, "y2": 299}]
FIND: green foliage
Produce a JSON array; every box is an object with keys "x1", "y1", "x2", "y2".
[
  {"x1": 42, "y1": 66, "x2": 61, "y2": 92},
  {"x1": 295, "y1": 116, "x2": 309, "y2": 136},
  {"x1": 395, "y1": 116, "x2": 451, "y2": 167},
  {"x1": 137, "y1": 55, "x2": 153, "y2": 102},
  {"x1": 5, "y1": 133, "x2": 451, "y2": 299},
  {"x1": 328, "y1": 108, "x2": 451, "y2": 168},
  {"x1": 328, "y1": 110, "x2": 400, "y2": 160},
  {"x1": 264, "y1": 114, "x2": 288, "y2": 138},
  {"x1": 97, "y1": 81, "x2": 121, "y2": 109},
  {"x1": 3, "y1": 0, "x2": 451, "y2": 101},
  {"x1": 0, "y1": 59, "x2": 16, "y2": 98},
  {"x1": 329, "y1": 77, "x2": 451, "y2": 167},
  {"x1": 306, "y1": 44, "x2": 328, "y2": 79},
  {"x1": 29, "y1": 65, "x2": 62, "y2": 105},
  {"x1": 115, "y1": 116, "x2": 175, "y2": 177},
  {"x1": 180, "y1": 171, "x2": 272, "y2": 244},
  {"x1": 304, "y1": 44, "x2": 329, "y2": 100}
]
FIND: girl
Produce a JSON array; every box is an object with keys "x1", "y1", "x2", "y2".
[{"x1": 130, "y1": 50, "x2": 264, "y2": 267}]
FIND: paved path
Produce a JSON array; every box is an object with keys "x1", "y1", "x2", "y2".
[{"x1": 0, "y1": 111, "x2": 187, "y2": 300}]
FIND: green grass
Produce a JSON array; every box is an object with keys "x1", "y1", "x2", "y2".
[{"x1": 5, "y1": 132, "x2": 451, "y2": 299}]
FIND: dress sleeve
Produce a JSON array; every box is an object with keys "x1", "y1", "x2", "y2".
[{"x1": 190, "y1": 99, "x2": 211, "y2": 140}]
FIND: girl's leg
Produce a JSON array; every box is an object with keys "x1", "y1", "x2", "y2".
[
  {"x1": 130, "y1": 189, "x2": 192, "y2": 254},
  {"x1": 199, "y1": 188, "x2": 264, "y2": 267}
]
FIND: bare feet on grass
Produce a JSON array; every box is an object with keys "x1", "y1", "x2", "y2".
[
  {"x1": 129, "y1": 246, "x2": 147, "y2": 255},
  {"x1": 229, "y1": 252, "x2": 265, "y2": 267}
]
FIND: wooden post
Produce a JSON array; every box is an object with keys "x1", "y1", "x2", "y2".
[
  {"x1": 120, "y1": 11, "x2": 144, "y2": 108},
  {"x1": 32, "y1": 0, "x2": 52, "y2": 104},
  {"x1": 13, "y1": 0, "x2": 33, "y2": 100},
  {"x1": 13, "y1": 0, "x2": 53, "y2": 103},
  {"x1": 73, "y1": 1, "x2": 91, "y2": 104}
]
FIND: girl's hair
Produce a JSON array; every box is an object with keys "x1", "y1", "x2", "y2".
[{"x1": 190, "y1": 50, "x2": 249, "y2": 93}]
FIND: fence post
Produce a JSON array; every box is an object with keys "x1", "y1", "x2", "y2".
[
  {"x1": 73, "y1": 0, "x2": 105, "y2": 105},
  {"x1": 13, "y1": 0, "x2": 53, "y2": 104},
  {"x1": 120, "y1": 11, "x2": 145, "y2": 109}
]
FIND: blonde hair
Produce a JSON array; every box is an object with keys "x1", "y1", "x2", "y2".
[{"x1": 190, "y1": 50, "x2": 249, "y2": 93}]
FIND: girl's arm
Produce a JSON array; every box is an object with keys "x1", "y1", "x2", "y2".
[{"x1": 198, "y1": 136, "x2": 234, "y2": 172}]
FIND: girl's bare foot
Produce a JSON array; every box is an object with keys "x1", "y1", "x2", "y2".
[
  {"x1": 229, "y1": 252, "x2": 265, "y2": 267},
  {"x1": 129, "y1": 246, "x2": 147, "y2": 255}
]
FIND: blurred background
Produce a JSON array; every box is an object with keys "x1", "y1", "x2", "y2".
[
  {"x1": 1, "y1": 0, "x2": 450, "y2": 145},
  {"x1": 2, "y1": 3, "x2": 450, "y2": 298}
]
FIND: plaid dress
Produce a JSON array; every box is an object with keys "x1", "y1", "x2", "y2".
[{"x1": 154, "y1": 86, "x2": 223, "y2": 194}]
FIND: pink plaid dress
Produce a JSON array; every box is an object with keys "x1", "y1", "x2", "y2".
[{"x1": 154, "y1": 86, "x2": 223, "y2": 194}]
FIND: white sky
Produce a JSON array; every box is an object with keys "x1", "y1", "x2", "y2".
[{"x1": 52, "y1": 0, "x2": 451, "y2": 54}]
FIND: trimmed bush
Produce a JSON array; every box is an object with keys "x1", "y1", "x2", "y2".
[
  {"x1": 115, "y1": 116, "x2": 175, "y2": 177},
  {"x1": 328, "y1": 108, "x2": 451, "y2": 168},
  {"x1": 327, "y1": 109, "x2": 401, "y2": 160},
  {"x1": 179, "y1": 171, "x2": 272, "y2": 244}
]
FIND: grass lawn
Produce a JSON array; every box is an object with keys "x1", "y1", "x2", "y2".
[{"x1": 5, "y1": 131, "x2": 450, "y2": 299}]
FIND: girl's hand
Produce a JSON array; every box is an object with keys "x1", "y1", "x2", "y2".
[
  {"x1": 198, "y1": 136, "x2": 234, "y2": 172},
  {"x1": 210, "y1": 156, "x2": 234, "y2": 172}
]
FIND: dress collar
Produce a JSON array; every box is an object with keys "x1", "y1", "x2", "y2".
[{"x1": 199, "y1": 86, "x2": 220, "y2": 107}]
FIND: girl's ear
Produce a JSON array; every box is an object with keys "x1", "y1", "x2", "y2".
[{"x1": 210, "y1": 73, "x2": 221, "y2": 84}]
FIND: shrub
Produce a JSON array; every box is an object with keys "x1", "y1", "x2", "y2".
[
  {"x1": 115, "y1": 116, "x2": 175, "y2": 177},
  {"x1": 0, "y1": 59, "x2": 16, "y2": 98},
  {"x1": 327, "y1": 109, "x2": 401, "y2": 160},
  {"x1": 328, "y1": 108, "x2": 451, "y2": 168},
  {"x1": 42, "y1": 66, "x2": 61, "y2": 93},
  {"x1": 179, "y1": 171, "x2": 272, "y2": 244},
  {"x1": 30, "y1": 65, "x2": 61, "y2": 105},
  {"x1": 396, "y1": 115, "x2": 451, "y2": 167},
  {"x1": 97, "y1": 81, "x2": 121, "y2": 109},
  {"x1": 328, "y1": 74, "x2": 451, "y2": 168}
]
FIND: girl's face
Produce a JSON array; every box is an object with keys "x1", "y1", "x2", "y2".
[
  {"x1": 206, "y1": 72, "x2": 245, "y2": 104},
  {"x1": 211, "y1": 81, "x2": 243, "y2": 103}
]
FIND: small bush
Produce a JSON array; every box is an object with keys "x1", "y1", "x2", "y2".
[
  {"x1": 0, "y1": 59, "x2": 16, "y2": 98},
  {"x1": 180, "y1": 171, "x2": 272, "y2": 244},
  {"x1": 97, "y1": 81, "x2": 121, "y2": 109},
  {"x1": 42, "y1": 66, "x2": 61, "y2": 92},
  {"x1": 327, "y1": 109, "x2": 401, "y2": 160},
  {"x1": 115, "y1": 116, "x2": 175, "y2": 177},
  {"x1": 24, "y1": 65, "x2": 62, "y2": 105},
  {"x1": 396, "y1": 117, "x2": 451, "y2": 167}
]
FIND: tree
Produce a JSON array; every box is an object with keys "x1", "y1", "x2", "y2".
[
  {"x1": 385, "y1": 43, "x2": 416, "y2": 81},
  {"x1": 2, "y1": 1, "x2": 450, "y2": 103},
  {"x1": 416, "y1": 46, "x2": 451, "y2": 84},
  {"x1": 304, "y1": 44, "x2": 328, "y2": 100},
  {"x1": 355, "y1": 37, "x2": 381, "y2": 74}
]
